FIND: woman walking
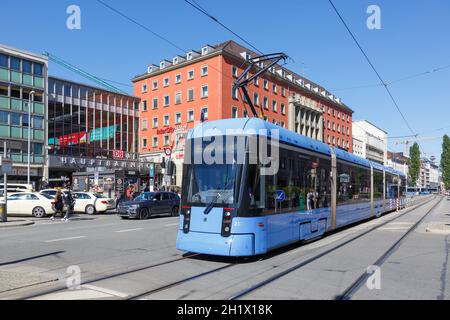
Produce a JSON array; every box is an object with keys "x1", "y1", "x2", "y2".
[{"x1": 50, "y1": 189, "x2": 64, "y2": 221}]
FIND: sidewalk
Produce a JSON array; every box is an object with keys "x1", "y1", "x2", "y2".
[{"x1": 0, "y1": 219, "x2": 35, "y2": 228}]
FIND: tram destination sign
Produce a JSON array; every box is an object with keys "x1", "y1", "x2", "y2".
[{"x1": 50, "y1": 155, "x2": 154, "y2": 170}]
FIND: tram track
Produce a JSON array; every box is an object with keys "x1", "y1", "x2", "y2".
[
  {"x1": 226, "y1": 195, "x2": 438, "y2": 300},
  {"x1": 20, "y1": 253, "x2": 201, "y2": 300},
  {"x1": 335, "y1": 195, "x2": 443, "y2": 300}
]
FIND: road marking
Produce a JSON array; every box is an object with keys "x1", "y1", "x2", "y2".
[
  {"x1": 165, "y1": 223, "x2": 179, "y2": 227},
  {"x1": 82, "y1": 284, "x2": 129, "y2": 298},
  {"x1": 45, "y1": 236, "x2": 86, "y2": 243},
  {"x1": 115, "y1": 228, "x2": 143, "y2": 233}
]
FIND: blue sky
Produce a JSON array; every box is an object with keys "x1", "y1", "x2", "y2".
[{"x1": 1, "y1": 0, "x2": 449, "y2": 161}]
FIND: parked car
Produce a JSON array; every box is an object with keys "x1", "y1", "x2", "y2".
[
  {"x1": 117, "y1": 192, "x2": 180, "y2": 220},
  {"x1": 73, "y1": 192, "x2": 115, "y2": 215},
  {"x1": 40, "y1": 189, "x2": 69, "y2": 198},
  {"x1": 5, "y1": 192, "x2": 55, "y2": 218}
]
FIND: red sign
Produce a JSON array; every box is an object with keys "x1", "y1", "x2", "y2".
[
  {"x1": 113, "y1": 150, "x2": 124, "y2": 159},
  {"x1": 157, "y1": 127, "x2": 175, "y2": 135}
]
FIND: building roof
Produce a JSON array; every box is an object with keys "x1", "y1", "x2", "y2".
[
  {"x1": 353, "y1": 119, "x2": 388, "y2": 134},
  {"x1": 0, "y1": 43, "x2": 48, "y2": 64},
  {"x1": 132, "y1": 40, "x2": 353, "y2": 113}
]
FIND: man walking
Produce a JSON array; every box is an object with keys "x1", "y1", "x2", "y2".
[{"x1": 62, "y1": 186, "x2": 75, "y2": 222}]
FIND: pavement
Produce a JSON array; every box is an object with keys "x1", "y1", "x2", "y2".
[
  {"x1": 0, "y1": 219, "x2": 35, "y2": 228},
  {"x1": 0, "y1": 197, "x2": 448, "y2": 300}
]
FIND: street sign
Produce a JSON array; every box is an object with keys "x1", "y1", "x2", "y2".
[
  {"x1": 94, "y1": 172, "x2": 99, "y2": 185},
  {"x1": 149, "y1": 164, "x2": 155, "y2": 178},
  {"x1": 275, "y1": 190, "x2": 286, "y2": 202},
  {"x1": 0, "y1": 157, "x2": 13, "y2": 174}
]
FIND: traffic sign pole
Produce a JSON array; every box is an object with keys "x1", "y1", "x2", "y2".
[{"x1": 1, "y1": 141, "x2": 8, "y2": 222}]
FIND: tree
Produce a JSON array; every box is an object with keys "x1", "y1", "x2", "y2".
[
  {"x1": 408, "y1": 143, "x2": 421, "y2": 187},
  {"x1": 440, "y1": 135, "x2": 450, "y2": 190}
]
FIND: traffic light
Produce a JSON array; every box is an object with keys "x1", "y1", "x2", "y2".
[{"x1": 166, "y1": 161, "x2": 175, "y2": 175}]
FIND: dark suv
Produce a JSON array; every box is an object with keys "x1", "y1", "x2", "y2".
[{"x1": 117, "y1": 192, "x2": 180, "y2": 220}]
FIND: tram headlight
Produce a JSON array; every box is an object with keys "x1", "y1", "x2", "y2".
[
  {"x1": 182, "y1": 206, "x2": 192, "y2": 234},
  {"x1": 221, "y1": 208, "x2": 234, "y2": 238}
]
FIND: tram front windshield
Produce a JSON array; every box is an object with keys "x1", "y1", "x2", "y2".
[{"x1": 182, "y1": 137, "x2": 242, "y2": 207}]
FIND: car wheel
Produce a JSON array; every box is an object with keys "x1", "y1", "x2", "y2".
[
  {"x1": 85, "y1": 205, "x2": 96, "y2": 215},
  {"x1": 171, "y1": 206, "x2": 179, "y2": 217},
  {"x1": 139, "y1": 208, "x2": 149, "y2": 220},
  {"x1": 32, "y1": 206, "x2": 46, "y2": 218}
]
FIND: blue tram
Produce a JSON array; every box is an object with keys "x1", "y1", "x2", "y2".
[{"x1": 176, "y1": 118, "x2": 406, "y2": 256}]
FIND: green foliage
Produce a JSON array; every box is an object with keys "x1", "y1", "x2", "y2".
[
  {"x1": 440, "y1": 135, "x2": 450, "y2": 190},
  {"x1": 408, "y1": 143, "x2": 421, "y2": 186}
]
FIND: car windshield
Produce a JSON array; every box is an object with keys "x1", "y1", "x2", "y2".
[
  {"x1": 95, "y1": 194, "x2": 106, "y2": 198},
  {"x1": 134, "y1": 193, "x2": 154, "y2": 201},
  {"x1": 40, "y1": 194, "x2": 54, "y2": 200}
]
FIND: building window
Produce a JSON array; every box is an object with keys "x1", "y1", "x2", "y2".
[
  {"x1": 232, "y1": 66, "x2": 238, "y2": 77},
  {"x1": 175, "y1": 73, "x2": 181, "y2": 84},
  {"x1": 201, "y1": 107, "x2": 208, "y2": 120},
  {"x1": 327, "y1": 135, "x2": 330, "y2": 143},
  {"x1": 152, "y1": 98, "x2": 158, "y2": 109},
  {"x1": 232, "y1": 87, "x2": 238, "y2": 100},
  {"x1": 337, "y1": 124, "x2": 340, "y2": 133},
  {"x1": 142, "y1": 119, "x2": 148, "y2": 130},
  {"x1": 281, "y1": 87, "x2": 286, "y2": 97},
  {"x1": 327, "y1": 106, "x2": 331, "y2": 114},
  {"x1": 187, "y1": 88, "x2": 194, "y2": 102},
  {"x1": 163, "y1": 77, "x2": 169, "y2": 87},
  {"x1": 201, "y1": 65, "x2": 208, "y2": 76},
  {"x1": 263, "y1": 79, "x2": 269, "y2": 90},
  {"x1": 34, "y1": 63, "x2": 43, "y2": 76},
  {"x1": 243, "y1": 109, "x2": 248, "y2": 118},
  {"x1": 142, "y1": 84, "x2": 147, "y2": 93},
  {"x1": 152, "y1": 117, "x2": 158, "y2": 128},
  {"x1": 201, "y1": 85, "x2": 208, "y2": 98},
  {"x1": 164, "y1": 115, "x2": 170, "y2": 126},
  {"x1": 281, "y1": 121, "x2": 285, "y2": 128},
  {"x1": 152, "y1": 80, "x2": 158, "y2": 90},
  {"x1": 187, "y1": 110, "x2": 194, "y2": 122},
  {"x1": 272, "y1": 100, "x2": 277, "y2": 112},
  {"x1": 164, "y1": 94, "x2": 170, "y2": 106},
  {"x1": 263, "y1": 96, "x2": 268, "y2": 110},
  {"x1": 142, "y1": 138, "x2": 148, "y2": 148},
  {"x1": 327, "y1": 120, "x2": 330, "y2": 129},
  {"x1": 272, "y1": 119, "x2": 277, "y2": 124},
  {"x1": 347, "y1": 127, "x2": 350, "y2": 135},
  {"x1": 337, "y1": 138, "x2": 340, "y2": 146},
  {"x1": 0, "y1": 54, "x2": 8, "y2": 68},
  {"x1": 332, "y1": 136, "x2": 335, "y2": 145},
  {"x1": 263, "y1": 116, "x2": 268, "y2": 121},
  {"x1": 152, "y1": 137, "x2": 158, "y2": 147},
  {"x1": 272, "y1": 83, "x2": 277, "y2": 94},
  {"x1": 175, "y1": 112, "x2": 182, "y2": 124},
  {"x1": 232, "y1": 107, "x2": 238, "y2": 118},
  {"x1": 164, "y1": 135, "x2": 170, "y2": 146},
  {"x1": 254, "y1": 77, "x2": 259, "y2": 86},
  {"x1": 188, "y1": 69, "x2": 194, "y2": 80},
  {"x1": 175, "y1": 92, "x2": 182, "y2": 104},
  {"x1": 10, "y1": 57, "x2": 20, "y2": 71},
  {"x1": 281, "y1": 103, "x2": 285, "y2": 115},
  {"x1": 23, "y1": 60, "x2": 32, "y2": 74},
  {"x1": 142, "y1": 100, "x2": 148, "y2": 111},
  {"x1": 253, "y1": 93, "x2": 259, "y2": 106}
]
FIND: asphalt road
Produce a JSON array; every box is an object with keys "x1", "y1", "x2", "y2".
[{"x1": 0, "y1": 197, "x2": 448, "y2": 300}]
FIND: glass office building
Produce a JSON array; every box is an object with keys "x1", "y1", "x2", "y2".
[
  {"x1": 0, "y1": 44, "x2": 47, "y2": 188},
  {"x1": 47, "y1": 77, "x2": 141, "y2": 192}
]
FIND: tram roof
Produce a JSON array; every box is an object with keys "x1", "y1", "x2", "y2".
[{"x1": 188, "y1": 118, "x2": 404, "y2": 175}]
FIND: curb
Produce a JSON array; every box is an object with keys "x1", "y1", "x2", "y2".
[{"x1": 0, "y1": 221, "x2": 35, "y2": 228}]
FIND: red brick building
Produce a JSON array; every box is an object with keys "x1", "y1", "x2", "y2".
[{"x1": 132, "y1": 40, "x2": 353, "y2": 187}]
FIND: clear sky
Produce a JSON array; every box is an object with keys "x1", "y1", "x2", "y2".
[{"x1": 1, "y1": 0, "x2": 449, "y2": 161}]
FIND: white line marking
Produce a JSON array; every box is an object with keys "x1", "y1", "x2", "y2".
[
  {"x1": 164, "y1": 223, "x2": 179, "y2": 227},
  {"x1": 45, "y1": 236, "x2": 86, "y2": 243},
  {"x1": 115, "y1": 228, "x2": 143, "y2": 233},
  {"x1": 82, "y1": 284, "x2": 129, "y2": 298}
]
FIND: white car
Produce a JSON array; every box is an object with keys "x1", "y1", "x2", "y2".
[
  {"x1": 39, "y1": 189, "x2": 69, "y2": 198},
  {"x1": 5, "y1": 192, "x2": 55, "y2": 218},
  {"x1": 73, "y1": 192, "x2": 115, "y2": 215}
]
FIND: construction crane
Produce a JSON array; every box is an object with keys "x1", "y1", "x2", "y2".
[
  {"x1": 393, "y1": 136, "x2": 442, "y2": 158},
  {"x1": 43, "y1": 52, "x2": 128, "y2": 95},
  {"x1": 233, "y1": 53, "x2": 289, "y2": 118}
]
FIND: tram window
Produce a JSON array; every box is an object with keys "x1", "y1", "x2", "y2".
[
  {"x1": 374, "y1": 170, "x2": 384, "y2": 200},
  {"x1": 261, "y1": 146, "x2": 331, "y2": 215},
  {"x1": 336, "y1": 162, "x2": 371, "y2": 205}
]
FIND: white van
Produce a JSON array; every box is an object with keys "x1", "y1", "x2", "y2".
[{"x1": 0, "y1": 183, "x2": 33, "y2": 197}]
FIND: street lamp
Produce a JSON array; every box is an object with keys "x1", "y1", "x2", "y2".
[{"x1": 27, "y1": 90, "x2": 35, "y2": 186}]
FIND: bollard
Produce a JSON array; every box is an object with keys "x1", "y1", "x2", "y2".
[{"x1": 0, "y1": 202, "x2": 6, "y2": 222}]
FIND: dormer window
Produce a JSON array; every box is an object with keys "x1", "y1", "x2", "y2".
[
  {"x1": 201, "y1": 45, "x2": 214, "y2": 56},
  {"x1": 173, "y1": 57, "x2": 178, "y2": 65},
  {"x1": 187, "y1": 52, "x2": 192, "y2": 60}
]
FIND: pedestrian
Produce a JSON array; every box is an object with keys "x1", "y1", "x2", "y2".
[
  {"x1": 62, "y1": 187, "x2": 75, "y2": 222},
  {"x1": 50, "y1": 189, "x2": 64, "y2": 220},
  {"x1": 114, "y1": 191, "x2": 122, "y2": 209}
]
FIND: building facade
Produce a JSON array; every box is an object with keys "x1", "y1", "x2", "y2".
[
  {"x1": 133, "y1": 40, "x2": 354, "y2": 187},
  {"x1": 387, "y1": 151, "x2": 409, "y2": 180},
  {"x1": 47, "y1": 77, "x2": 142, "y2": 195},
  {"x1": 0, "y1": 44, "x2": 47, "y2": 189},
  {"x1": 352, "y1": 120, "x2": 388, "y2": 165},
  {"x1": 419, "y1": 158, "x2": 441, "y2": 191}
]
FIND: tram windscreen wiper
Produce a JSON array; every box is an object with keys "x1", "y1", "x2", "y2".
[{"x1": 203, "y1": 180, "x2": 233, "y2": 215}]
